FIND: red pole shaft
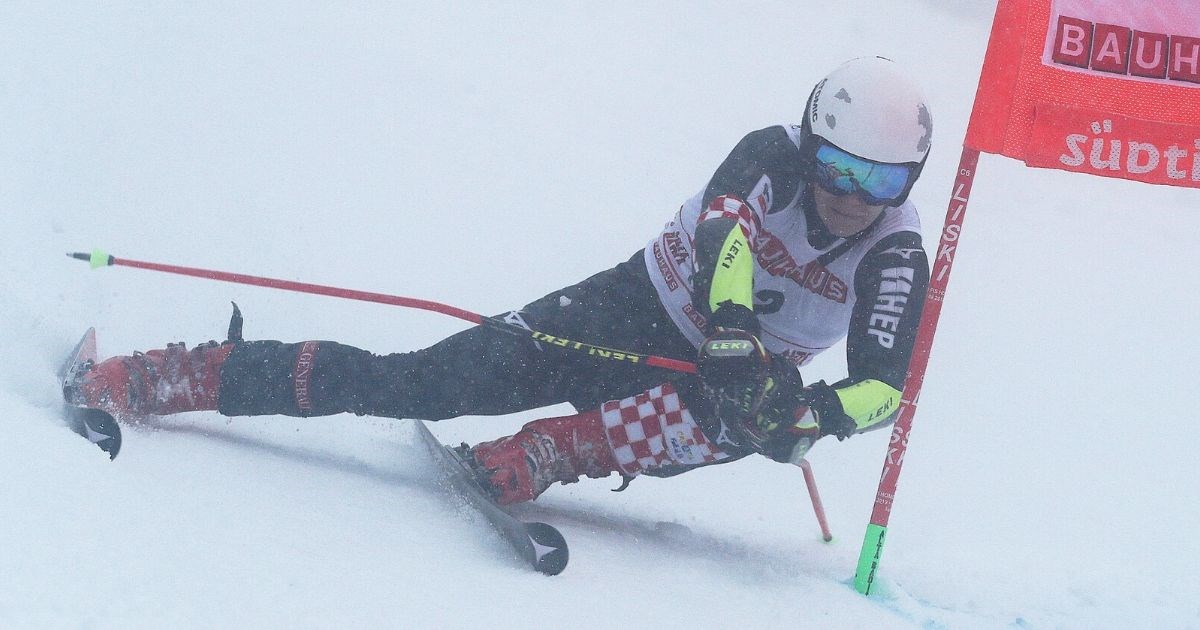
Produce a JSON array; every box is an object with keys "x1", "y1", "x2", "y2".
[
  {"x1": 99, "y1": 255, "x2": 697, "y2": 374},
  {"x1": 799, "y1": 459, "x2": 833, "y2": 542},
  {"x1": 112, "y1": 256, "x2": 487, "y2": 326}
]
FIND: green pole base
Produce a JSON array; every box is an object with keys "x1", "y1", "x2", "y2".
[{"x1": 854, "y1": 523, "x2": 887, "y2": 595}]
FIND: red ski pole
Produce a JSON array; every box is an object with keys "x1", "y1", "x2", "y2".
[
  {"x1": 68, "y1": 249, "x2": 697, "y2": 374},
  {"x1": 70, "y1": 249, "x2": 838, "y2": 532},
  {"x1": 799, "y1": 459, "x2": 833, "y2": 542}
]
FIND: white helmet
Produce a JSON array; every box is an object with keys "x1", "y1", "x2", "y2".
[{"x1": 802, "y1": 57, "x2": 933, "y2": 204}]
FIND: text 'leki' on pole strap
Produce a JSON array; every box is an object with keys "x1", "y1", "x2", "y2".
[{"x1": 68, "y1": 249, "x2": 697, "y2": 375}]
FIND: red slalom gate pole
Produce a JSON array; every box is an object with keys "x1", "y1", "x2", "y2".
[
  {"x1": 68, "y1": 249, "x2": 697, "y2": 375},
  {"x1": 853, "y1": 147, "x2": 982, "y2": 594}
]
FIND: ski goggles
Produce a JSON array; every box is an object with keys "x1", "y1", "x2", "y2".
[{"x1": 811, "y1": 141, "x2": 917, "y2": 206}]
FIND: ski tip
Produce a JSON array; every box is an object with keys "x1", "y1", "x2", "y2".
[
  {"x1": 73, "y1": 407, "x2": 122, "y2": 460},
  {"x1": 525, "y1": 522, "x2": 568, "y2": 576}
]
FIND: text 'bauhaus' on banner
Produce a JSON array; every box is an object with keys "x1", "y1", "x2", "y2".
[{"x1": 966, "y1": 0, "x2": 1200, "y2": 189}]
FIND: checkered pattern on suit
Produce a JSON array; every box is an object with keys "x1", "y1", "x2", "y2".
[
  {"x1": 697, "y1": 195, "x2": 763, "y2": 243},
  {"x1": 599, "y1": 382, "x2": 729, "y2": 476}
]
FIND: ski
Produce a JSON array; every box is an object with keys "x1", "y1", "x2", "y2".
[
  {"x1": 58, "y1": 328, "x2": 122, "y2": 459},
  {"x1": 412, "y1": 420, "x2": 568, "y2": 576}
]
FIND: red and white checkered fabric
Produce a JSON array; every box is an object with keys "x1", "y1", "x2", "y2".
[
  {"x1": 600, "y1": 382, "x2": 730, "y2": 476},
  {"x1": 697, "y1": 195, "x2": 763, "y2": 244}
]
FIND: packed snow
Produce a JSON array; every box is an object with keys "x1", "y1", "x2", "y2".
[{"x1": 2, "y1": 1, "x2": 1198, "y2": 628}]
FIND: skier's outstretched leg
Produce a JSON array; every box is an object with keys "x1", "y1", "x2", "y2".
[
  {"x1": 74, "y1": 342, "x2": 234, "y2": 420},
  {"x1": 73, "y1": 334, "x2": 553, "y2": 422},
  {"x1": 471, "y1": 382, "x2": 738, "y2": 505}
]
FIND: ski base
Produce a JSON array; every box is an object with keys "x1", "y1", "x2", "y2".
[{"x1": 412, "y1": 420, "x2": 568, "y2": 575}]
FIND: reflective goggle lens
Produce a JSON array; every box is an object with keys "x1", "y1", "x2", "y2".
[{"x1": 813, "y1": 142, "x2": 914, "y2": 204}]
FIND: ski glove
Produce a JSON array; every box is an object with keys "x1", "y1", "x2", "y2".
[
  {"x1": 706, "y1": 302, "x2": 760, "y2": 336},
  {"x1": 696, "y1": 328, "x2": 773, "y2": 446},
  {"x1": 754, "y1": 380, "x2": 857, "y2": 463},
  {"x1": 697, "y1": 329, "x2": 857, "y2": 463}
]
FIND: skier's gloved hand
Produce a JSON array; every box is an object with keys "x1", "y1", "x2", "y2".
[
  {"x1": 696, "y1": 327, "x2": 773, "y2": 446},
  {"x1": 696, "y1": 302, "x2": 768, "y2": 439},
  {"x1": 706, "y1": 302, "x2": 760, "y2": 337},
  {"x1": 697, "y1": 327, "x2": 860, "y2": 462},
  {"x1": 754, "y1": 380, "x2": 857, "y2": 464}
]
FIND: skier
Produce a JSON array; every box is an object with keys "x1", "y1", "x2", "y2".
[{"x1": 74, "y1": 57, "x2": 933, "y2": 505}]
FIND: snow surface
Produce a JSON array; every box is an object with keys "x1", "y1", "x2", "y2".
[{"x1": 2, "y1": 1, "x2": 1198, "y2": 628}]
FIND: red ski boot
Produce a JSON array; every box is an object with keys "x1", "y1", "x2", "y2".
[
  {"x1": 73, "y1": 341, "x2": 234, "y2": 420},
  {"x1": 470, "y1": 410, "x2": 622, "y2": 505}
]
